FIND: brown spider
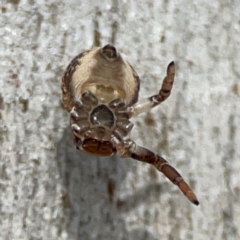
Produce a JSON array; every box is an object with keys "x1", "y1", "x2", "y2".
[{"x1": 61, "y1": 44, "x2": 199, "y2": 206}]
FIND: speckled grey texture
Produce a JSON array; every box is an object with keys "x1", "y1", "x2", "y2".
[{"x1": 1, "y1": 1, "x2": 240, "y2": 239}]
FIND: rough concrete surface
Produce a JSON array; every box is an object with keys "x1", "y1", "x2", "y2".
[{"x1": 0, "y1": 1, "x2": 240, "y2": 239}]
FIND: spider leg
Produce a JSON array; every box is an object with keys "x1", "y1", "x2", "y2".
[
  {"x1": 113, "y1": 138, "x2": 199, "y2": 205},
  {"x1": 129, "y1": 62, "x2": 175, "y2": 118}
]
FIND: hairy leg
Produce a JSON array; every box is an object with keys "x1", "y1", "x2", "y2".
[
  {"x1": 114, "y1": 138, "x2": 199, "y2": 205},
  {"x1": 129, "y1": 62, "x2": 175, "y2": 118}
]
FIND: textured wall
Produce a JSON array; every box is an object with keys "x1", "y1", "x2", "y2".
[{"x1": 1, "y1": 1, "x2": 240, "y2": 239}]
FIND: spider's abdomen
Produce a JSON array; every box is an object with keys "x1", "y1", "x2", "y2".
[{"x1": 62, "y1": 44, "x2": 140, "y2": 112}]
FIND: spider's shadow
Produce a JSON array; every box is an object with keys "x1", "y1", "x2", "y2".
[{"x1": 56, "y1": 127, "x2": 168, "y2": 240}]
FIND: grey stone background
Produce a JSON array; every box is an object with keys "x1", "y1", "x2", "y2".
[{"x1": 1, "y1": 0, "x2": 240, "y2": 239}]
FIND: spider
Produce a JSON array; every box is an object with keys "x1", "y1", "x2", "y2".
[{"x1": 61, "y1": 44, "x2": 199, "y2": 206}]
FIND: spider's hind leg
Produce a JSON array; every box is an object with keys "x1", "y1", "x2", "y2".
[{"x1": 114, "y1": 138, "x2": 199, "y2": 206}]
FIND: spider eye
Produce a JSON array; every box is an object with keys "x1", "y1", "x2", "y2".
[{"x1": 90, "y1": 105, "x2": 114, "y2": 128}]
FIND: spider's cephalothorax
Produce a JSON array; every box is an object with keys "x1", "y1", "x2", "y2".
[{"x1": 62, "y1": 44, "x2": 199, "y2": 206}]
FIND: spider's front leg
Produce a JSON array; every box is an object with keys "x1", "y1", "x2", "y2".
[
  {"x1": 129, "y1": 61, "x2": 175, "y2": 118},
  {"x1": 114, "y1": 138, "x2": 199, "y2": 205}
]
